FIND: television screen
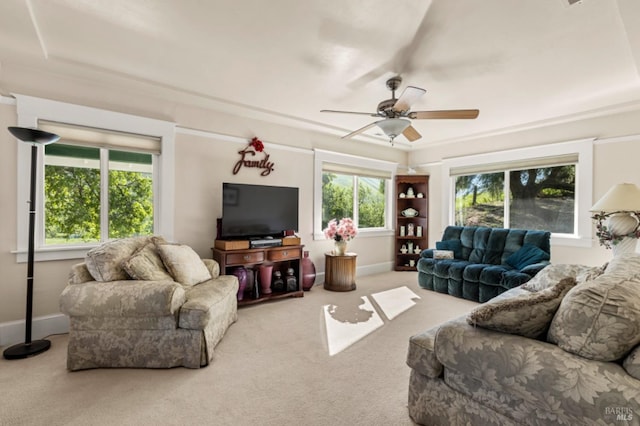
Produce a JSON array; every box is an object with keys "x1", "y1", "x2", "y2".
[{"x1": 221, "y1": 183, "x2": 299, "y2": 239}]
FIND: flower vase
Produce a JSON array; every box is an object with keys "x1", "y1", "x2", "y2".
[
  {"x1": 301, "y1": 250, "x2": 316, "y2": 291},
  {"x1": 334, "y1": 240, "x2": 347, "y2": 256},
  {"x1": 259, "y1": 263, "x2": 273, "y2": 295}
]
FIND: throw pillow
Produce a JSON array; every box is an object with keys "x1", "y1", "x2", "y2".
[
  {"x1": 623, "y1": 345, "x2": 640, "y2": 380},
  {"x1": 433, "y1": 250, "x2": 454, "y2": 259},
  {"x1": 85, "y1": 236, "x2": 150, "y2": 282},
  {"x1": 505, "y1": 244, "x2": 550, "y2": 270},
  {"x1": 155, "y1": 241, "x2": 212, "y2": 286},
  {"x1": 548, "y1": 274, "x2": 640, "y2": 362},
  {"x1": 467, "y1": 277, "x2": 576, "y2": 339},
  {"x1": 122, "y1": 242, "x2": 174, "y2": 281},
  {"x1": 522, "y1": 263, "x2": 605, "y2": 292},
  {"x1": 435, "y1": 240, "x2": 462, "y2": 259}
]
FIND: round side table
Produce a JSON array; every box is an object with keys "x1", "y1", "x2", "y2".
[{"x1": 324, "y1": 252, "x2": 357, "y2": 291}]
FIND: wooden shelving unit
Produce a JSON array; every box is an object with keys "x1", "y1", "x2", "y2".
[{"x1": 395, "y1": 175, "x2": 429, "y2": 271}]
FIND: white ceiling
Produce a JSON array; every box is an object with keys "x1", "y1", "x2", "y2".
[{"x1": 1, "y1": 0, "x2": 639, "y2": 149}]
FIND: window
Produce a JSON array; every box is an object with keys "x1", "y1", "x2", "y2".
[
  {"x1": 321, "y1": 172, "x2": 387, "y2": 229},
  {"x1": 454, "y1": 165, "x2": 576, "y2": 233},
  {"x1": 442, "y1": 139, "x2": 594, "y2": 247},
  {"x1": 44, "y1": 143, "x2": 154, "y2": 245},
  {"x1": 13, "y1": 94, "x2": 175, "y2": 261},
  {"x1": 314, "y1": 149, "x2": 397, "y2": 239}
]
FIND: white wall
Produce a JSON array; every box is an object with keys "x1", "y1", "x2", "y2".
[{"x1": 0, "y1": 67, "x2": 406, "y2": 345}]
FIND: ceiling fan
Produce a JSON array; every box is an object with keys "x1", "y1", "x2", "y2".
[{"x1": 321, "y1": 76, "x2": 479, "y2": 144}]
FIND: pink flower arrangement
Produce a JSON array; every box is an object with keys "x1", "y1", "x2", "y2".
[{"x1": 324, "y1": 218, "x2": 358, "y2": 242}]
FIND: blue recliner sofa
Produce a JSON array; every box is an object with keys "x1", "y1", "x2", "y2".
[{"x1": 417, "y1": 226, "x2": 551, "y2": 303}]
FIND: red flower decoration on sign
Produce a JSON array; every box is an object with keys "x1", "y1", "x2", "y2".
[{"x1": 250, "y1": 137, "x2": 264, "y2": 152}]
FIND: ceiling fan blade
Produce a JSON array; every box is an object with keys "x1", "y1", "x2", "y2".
[
  {"x1": 342, "y1": 122, "x2": 377, "y2": 139},
  {"x1": 321, "y1": 109, "x2": 379, "y2": 117},
  {"x1": 402, "y1": 125, "x2": 422, "y2": 142},
  {"x1": 410, "y1": 109, "x2": 479, "y2": 119},
  {"x1": 393, "y1": 86, "x2": 426, "y2": 112}
]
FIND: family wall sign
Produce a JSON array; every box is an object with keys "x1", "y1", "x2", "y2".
[{"x1": 232, "y1": 136, "x2": 275, "y2": 176}]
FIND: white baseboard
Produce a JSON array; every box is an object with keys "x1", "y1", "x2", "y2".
[
  {"x1": 0, "y1": 314, "x2": 69, "y2": 348},
  {"x1": 357, "y1": 261, "x2": 395, "y2": 277},
  {"x1": 312, "y1": 261, "x2": 394, "y2": 287}
]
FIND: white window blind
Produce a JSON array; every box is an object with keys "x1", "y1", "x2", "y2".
[
  {"x1": 322, "y1": 162, "x2": 393, "y2": 179},
  {"x1": 449, "y1": 153, "x2": 578, "y2": 176},
  {"x1": 39, "y1": 120, "x2": 161, "y2": 154}
]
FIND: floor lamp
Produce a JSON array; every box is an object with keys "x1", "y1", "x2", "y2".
[{"x1": 3, "y1": 126, "x2": 60, "y2": 360}]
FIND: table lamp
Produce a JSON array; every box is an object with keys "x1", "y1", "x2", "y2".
[{"x1": 590, "y1": 183, "x2": 640, "y2": 256}]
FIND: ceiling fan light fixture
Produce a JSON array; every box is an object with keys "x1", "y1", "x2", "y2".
[{"x1": 377, "y1": 118, "x2": 411, "y2": 141}]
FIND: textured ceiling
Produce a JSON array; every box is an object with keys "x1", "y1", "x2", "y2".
[{"x1": 1, "y1": 0, "x2": 639, "y2": 149}]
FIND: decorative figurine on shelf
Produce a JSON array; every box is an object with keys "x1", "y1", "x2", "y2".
[
  {"x1": 272, "y1": 270, "x2": 285, "y2": 292},
  {"x1": 401, "y1": 244, "x2": 408, "y2": 254},
  {"x1": 407, "y1": 187, "x2": 415, "y2": 198},
  {"x1": 407, "y1": 223, "x2": 415, "y2": 236},
  {"x1": 285, "y1": 268, "x2": 297, "y2": 292}
]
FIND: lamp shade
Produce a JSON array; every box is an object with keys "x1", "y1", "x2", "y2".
[
  {"x1": 590, "y1": 183, "x2": 640, "y2": 212},
  {"x1": 376, "y1": 118, "x2": 411, "y2": 140},
  {"x1": 8, "y1": 127, "x2": 60, "y2": 145}
]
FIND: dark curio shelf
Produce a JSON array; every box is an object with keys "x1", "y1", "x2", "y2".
[{"x1": 395, "y1": 175, "x2": 429, "y2": 271}]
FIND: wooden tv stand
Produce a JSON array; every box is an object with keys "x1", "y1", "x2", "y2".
[{"x1": 211, "y1": 244, "x2": 304, "y2": 306}]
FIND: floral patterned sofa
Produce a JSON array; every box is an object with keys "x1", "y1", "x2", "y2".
[
  {"x1": 59, "y1": 236, "x2": 238, "y2": 370},
  {"x1": 407, "y1": 255, "x2": 640, "y2": 425}
]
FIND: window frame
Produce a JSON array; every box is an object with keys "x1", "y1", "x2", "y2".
[
  {"x1": 13, "y1": 94, "x2": 175, "y2": 262},
  {"x1": 313, "y1": 149, "x2": 397, "y2": 240},
  {"x1": 442, "y1": 138, "x2": 594, "y2": 247}
]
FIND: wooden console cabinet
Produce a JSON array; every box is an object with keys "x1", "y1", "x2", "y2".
[{"x1": 211, "y1": 244, "x2": 304, "y2": 306}]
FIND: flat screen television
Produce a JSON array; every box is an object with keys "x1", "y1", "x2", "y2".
[{"x1": 221, "y1": 182, "x2": 299, "y2": 240}]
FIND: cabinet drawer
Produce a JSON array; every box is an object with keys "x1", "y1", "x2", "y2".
[
  {"x1": 268, "y1": 247, "x2": 301, "y2": 261},
  {"x1": 226, "y1": 251, "x2": 265, "y2": 265}
]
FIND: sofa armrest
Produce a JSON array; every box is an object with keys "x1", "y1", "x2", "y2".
[
  {"x1": 420, "y1": 249, "x2": 435, "y2": 259},
  {"x1": 202, "y1": 258, "x2": 221, "y2": 279},
  {"x1": 60, "y1": 280, "x2": 186, "y2": 317},
  {"x1": 407, "y1": 325, "x2": 443, "y2": 378},
  {"x1": 68, "y1": 262, "x2": 94, "y2": 285}
]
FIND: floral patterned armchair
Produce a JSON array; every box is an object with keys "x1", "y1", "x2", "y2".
[{"x1": 59, "y1": 236, "x2": 238, "y2": 370}]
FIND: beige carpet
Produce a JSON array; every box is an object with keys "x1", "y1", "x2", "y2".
[{"x1": 0, "y1": 271, "x2": 477, "y2": 426}]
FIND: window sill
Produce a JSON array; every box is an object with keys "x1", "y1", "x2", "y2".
[
  {"x1": 313, "y1": 229, "x2": 394, "y2": 241},
  {"x1": 12, "y1": 244, "x2": 97, "y2": 263},
  {"x1": 550, "y1": 234, "x2": 593, "y2": 248}
]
